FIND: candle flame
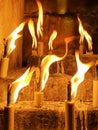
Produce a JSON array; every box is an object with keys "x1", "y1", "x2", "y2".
[
  {"x1": 28, "y1": 19, "x2": 37, "y2": 49},
  {"x1": 40, "y1": 43, "x2": 68, "y2": 91},
  {"x1": 7, "y1": 22, "x2": 25, "y2": 56},
  {"x1": 71, "y1": 51, "x2": 94, "y2": 97},
  {"x1": 48, "y1": 30, "x2": 57, "y2": 50},
  {"x1": 36, "y1": 0, "x2": 43, "y2": 38},
  {"x1": 78, "y1": 17, "x2": 93, "y2": 51},
  {"x1": 9, "y1": 67, "x2": 36, "y2": 104}
]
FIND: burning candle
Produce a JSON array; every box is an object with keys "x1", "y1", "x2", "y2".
[
  {"x1": 0, "y1": 57, "x2": 9, "y2": 78},
  {"x1": 93, "y1": 61, "x2": 98, "y2": 107},
  {"x1": 65, "y1": 51, "x2": 94, "y2": 130},
  {"x1": 78, "y1": 17, "x2": 93, "y2": 54},
  {"x1": 0, "y1": 22, "x2": 25, "y2": 78},
  {"x1": 28, "y1": 18, "x2": 38, "y2": 56},
  {"x1": 36, "y1": 0, "x2": 44, "y2": 57},
  {"x1": 4, "y1": 67, "x2": 36, "y2": 130},
  {"x1": 65, "y1": 81, "x2": 75, "y2": 130},
  {"x1": 48, "y1": 30, "x2": 57, "y2": 54}
]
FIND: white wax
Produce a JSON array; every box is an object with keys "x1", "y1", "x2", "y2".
[
  {"x1": 0, "y1": 57, "x2": 9, "y2": 78},
  {"x1": 65, "y1": 100, "x2": 75, "y2": 130},
  {"x1": 34, "y1": 91, "x2": 44, "y2": 107},
  {"x1": 93, "y1": 80, "x2": 98, "y2": 107},
  {"x1": 38, "y1": 42, "x2": 44, "y2": 56}
]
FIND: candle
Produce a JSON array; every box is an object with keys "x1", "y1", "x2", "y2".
[
  {"x1": 65, "y1": 100, "x2": 75, "y2": 130},
  {"x1": 4, "y1": 84, "x2": 14, "y2": 130},
  {"x1": 4, "y1": 105, "x2": 14, "y2": 130},
  {"x1": 0, "y1": 57, "x2": 9, "y2": 78},
  {"x1": 65, "y1": 81, "x2": 75, "y2": 130},
  {"x1": 34, "y1": 91, "x2": 44, "y2": 107},
  {"x1": 93, "y1": 80, "x2": 98, "y2": 107},
  {"x1": 38, "y1": 41, "x2": 44, "y2": 57},
  {"x1": 93, "y1": 62, "x2": 98, "y2": 107}
]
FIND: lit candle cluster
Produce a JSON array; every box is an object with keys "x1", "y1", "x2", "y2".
[{"x1": 1, "y1": 1, "x2": 98, "y2": 130}]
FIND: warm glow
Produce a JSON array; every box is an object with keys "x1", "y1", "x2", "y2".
[
  {"x1": 78, "y1": 17, "x2": 93, "y2": 51},
  {"x1": 28, "y1": 19, "x2": 37, "y2": 49},
  {"x1": 71, "y1": 51, "x2": 94, "y2": 97},
  {"x1": 40, "y1": 42, "x2": 69, "y2": 91},
  {"x1": 9, "y1": 67, "x2": 36, "y2": 104},
  {"x1": 36, "y1": 0, "x2": 43, "y2": 38},
  {"x1": 7, "y1": 22, "x2": 25, "y2": 56},
  {"x1": 48, "y1": 30, "x2": 57, "y2": 50}
]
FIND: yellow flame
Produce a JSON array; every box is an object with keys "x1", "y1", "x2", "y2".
[
  {"x1": 7, "y1": 22, "x2": 25, "y2": 56},
  {"x1": 28, "y1": 19, "x2": 37, "y2": 49},
  {"x1": 9, "y1": 67, "x2": 36, "y2": 104},
  {"x1": 40, "y1": 42, "x2": 69, "y2": 91},
  {"x1": 78, "y1": 17, "x2": 93, "y2": 51},
  {"x1": 71, "y1": 51, "x2": 94, "y2": 97},
  {"x1": 36, "y1": 0, "x2": 43, "y2": 38},
  {"x1": 48, "y1": 30, "x2": 57, "y2": 50}
]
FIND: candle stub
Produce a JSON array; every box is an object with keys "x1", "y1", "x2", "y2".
[
  {"x1": 34, "y1": 91, "x2": 44, "y2": 107},
  {"x1": 93, "y1": 80, "x2": 98, "y2": 107},
  {"x1": 0, "y1": 57, "x2": 9, "y2": 78}
]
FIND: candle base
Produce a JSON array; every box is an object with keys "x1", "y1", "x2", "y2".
[{"x1": 34, "y1": 91, "x2": 44, "y2": 107}]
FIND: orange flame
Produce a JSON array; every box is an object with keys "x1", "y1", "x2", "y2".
[
  {"x1": 71, "y1": 51, "x2": 94, "y2": 98},
  {"x1": 36, "y1": 0, "x2": 43, "y2": 38},
  {"x1": 48, "y1": 30, "x2": 57, "y2": 50},
  {"x1": 78, "y1": 17, "x2": 93, "y2": 51},
  {"x1": 7, "y1": 22, "x2": 25, "y2": 56},
  {"x1": 40, "y1": 42, "x2": 68, "y2": 91},
  {"x1": 9, "y1": 67, "x2": 36, "y2": 104},
  {"x1": 28, "y1": 19, "x2": 37, "y2": 49}
]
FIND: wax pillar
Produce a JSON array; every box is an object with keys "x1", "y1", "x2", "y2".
[
  {"x1": 93, "y1": 80, "x2": 98, "y2": 107},
  {"x1": 65, "y1": 100, "x2": 75, "y2": 130},
  {"x1": 0, "y1": 57, "x2": 9, "y2": 78},
  {"x1": 4, "y1": 105, "x2": 14, "y2": 130},
  {"x1": 34, "y1": 91, "x2": 44, "y2": 107},
  {"x1": 38, "y1": 42, "x2": 44, "y2": 57}
]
